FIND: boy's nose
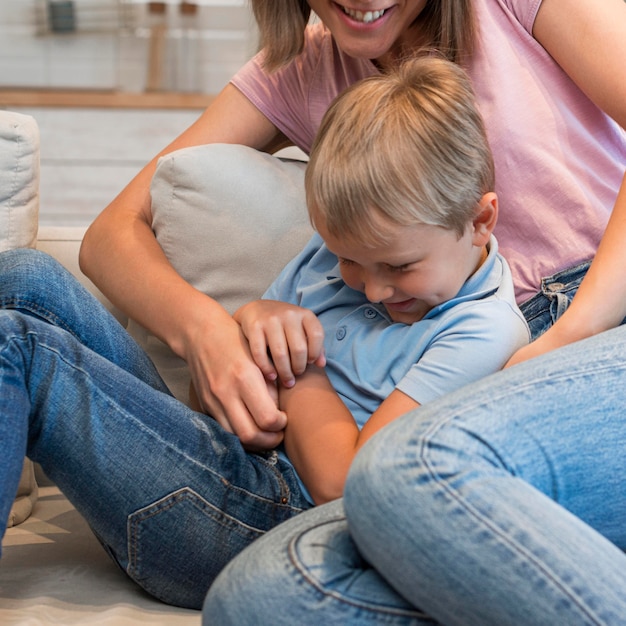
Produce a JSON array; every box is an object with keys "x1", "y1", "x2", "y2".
[{"x1": 363, "y1": 276, "x2": 393, "y2": 304}]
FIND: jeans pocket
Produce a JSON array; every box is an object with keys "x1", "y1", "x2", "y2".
[{"x1": 127, "y1": 487, "x2": 266, "y2": 609}]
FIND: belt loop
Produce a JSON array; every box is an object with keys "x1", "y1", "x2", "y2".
[{"x1": 549, "y1": 291, "x2": 570, "y2": 323}]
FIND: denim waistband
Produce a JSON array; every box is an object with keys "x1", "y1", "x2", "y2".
[{"x1": 519, "y1": 260, "x2": 591, "y2": 327}]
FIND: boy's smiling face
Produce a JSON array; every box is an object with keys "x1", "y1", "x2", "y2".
[{"x1": 316, "y1": 207, "x2": 491, "y2": 324}]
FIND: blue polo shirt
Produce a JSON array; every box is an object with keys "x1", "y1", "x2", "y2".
[
  {"x1": 265, "y1": 233, "x2": 529, "y2": 503},
  {"x1": 264, "y1": 233, "x2": 529, "y2": 431}
]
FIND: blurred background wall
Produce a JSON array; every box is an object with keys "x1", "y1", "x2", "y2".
[{"x1": 0, "y1": 0, "x2": 258, "y2": 95}]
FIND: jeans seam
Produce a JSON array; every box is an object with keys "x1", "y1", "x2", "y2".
[
  {"x1": 255, "y1": 451, "x2": 307, "y2": 507},
  {"x1": 0, "y1": 297, "x2": 80, "y2": 340},
  {"x1": 418, "y1": 364, "x2": 623, "y2": 625},
  {"x1": 287, "y1": 517, "x2": 433, "y2": 619}
]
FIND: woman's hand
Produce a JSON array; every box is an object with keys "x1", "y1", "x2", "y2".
[
  {"x1": 235, "y1": 300, "x2": 326, "y2": 388},
  {"x1": 185, "y1": 303, "x2": 287, "y2": 450}
]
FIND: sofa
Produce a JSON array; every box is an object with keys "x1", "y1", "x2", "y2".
[{"x1": 0, "y1": 110, "x2": 313, "y2": 623}]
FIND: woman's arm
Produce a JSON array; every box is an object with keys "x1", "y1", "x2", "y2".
[
  {"x1": 280, "y1": 367, "x2": 418, "y2": 504},
  {"x1": 79, "y1": 84, "x2": 291, "y2": 449},
  {"x1": 506, "y1": 0, "x2": 626, "y2": 366}
]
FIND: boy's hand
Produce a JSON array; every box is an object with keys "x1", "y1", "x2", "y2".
[{"x1": 235, "y1": 300, "x2": 326, "y2": 387}]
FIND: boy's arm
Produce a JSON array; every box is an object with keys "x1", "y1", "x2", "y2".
[
  {"x1": 280, "y1": 300, "x2": 527, "y2": 504},
  {"x1": 280, "y1": 367, "x2": 418, "y2": 504}
]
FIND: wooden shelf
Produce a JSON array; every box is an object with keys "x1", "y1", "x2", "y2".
[{"x1": 0, "y1": 88, "x2": 215, "y2": 109}]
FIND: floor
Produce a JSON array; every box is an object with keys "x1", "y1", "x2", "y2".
[{"x1": 8, "y1": 105, "x2": 205, "y2": 227}]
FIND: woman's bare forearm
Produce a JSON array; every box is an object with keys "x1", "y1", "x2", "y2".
[{"x1": 79, "y1": 84, "x2": 290, "y2": 447}]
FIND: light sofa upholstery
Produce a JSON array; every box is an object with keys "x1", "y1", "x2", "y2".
[
  {"x1": 0, "y1": 110, "x2": 312, "y2": 622},
  {"x1": 0, "y1": 111, "x2": 39, "y2": 253}
]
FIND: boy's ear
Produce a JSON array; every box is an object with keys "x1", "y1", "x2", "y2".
[{"x1": 471, "y1": 192, "x2": 498, "y2": 246}]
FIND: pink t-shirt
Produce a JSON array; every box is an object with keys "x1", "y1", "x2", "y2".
[{"x1": 232, "y1": 0, "x2": 626, "y2": 303}]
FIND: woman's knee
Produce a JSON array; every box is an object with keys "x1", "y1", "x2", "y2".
[
  {"x1": 344, "y1": 402, "x2": 513, "y2": 540},
  {"x1": 203, "y1": 499, "x2": 423, "y2": 625},
  {"x1": 0, "y1": 247, "x2": 59, "y2": 283}
]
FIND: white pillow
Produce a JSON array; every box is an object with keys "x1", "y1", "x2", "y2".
[
  {"x1": 151, "y1": 143, "x2": 313, "y2": 315},
  {"x1": 0, "y1": 111, "x2": 40, "y2": 252}
]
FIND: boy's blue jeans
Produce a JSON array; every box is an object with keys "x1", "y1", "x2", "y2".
[
  {"x1": 203, "y1": 260, "x2": 626, "y2": 625},
  {"x1": 0, "y1": 248, "x2": 311, "y2": 610}
]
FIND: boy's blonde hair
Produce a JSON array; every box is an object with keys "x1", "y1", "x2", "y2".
[
  {"x1": 305, "y1": 56, "x2": 494, "y2": 245},
  {"x1": 251, "y1": 0, "x2": 475, "y2": 71}
]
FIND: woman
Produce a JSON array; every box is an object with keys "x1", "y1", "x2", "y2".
[
  {"x1": 79, "y1": 0, "x2": 626, "y2": 451},
  {"x1": 171, "y1": 5, "x2": 626, "y2": 621},
  {"x1": 75, "y1": 1, "x2": 626, "y2": 618}
]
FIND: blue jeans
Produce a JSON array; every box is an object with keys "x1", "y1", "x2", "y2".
[
  {"x1": 204, "y1": 262, "x2": 626, "y2": 625},
  {"x1": 519, "y1": 261, "x2": 591, "y2": 339},
  {"x1": 0, "y1": 248, "x2": 311, "y2": 609}
]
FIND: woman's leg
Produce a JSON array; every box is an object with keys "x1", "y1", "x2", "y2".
[
  {"x1": 205, "y1": 326, "x2": 626, "y2": 625},
  {"x1": 0, "y1": 310, "x2": 310, "y2": 609},
  {"x1": 203, "y1": 499, "x2": 433, "y2": 625},
  {"x1": 0, "y1": 248, "x2": 168, "y2": 391},
  {"x1": 345, "y1": 325, "x2": 626, "y2": 626}
]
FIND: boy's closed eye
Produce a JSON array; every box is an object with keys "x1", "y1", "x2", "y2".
[
  {"x1": 339, "y1": 258, "x2": 415, "y2": 272},
  {"x1": 385, "y1": 263, "x2": 414, "y2": 273}
]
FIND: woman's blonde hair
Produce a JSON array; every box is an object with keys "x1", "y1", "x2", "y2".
[
  {"x1": 305, "y1": 56, "x2": 494, "y2": 245},
  {"x1": 251, "y1": 0, "x2": 475, "y2": 71}
]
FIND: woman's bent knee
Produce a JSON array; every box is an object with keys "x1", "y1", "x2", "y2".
[{"x1": 203, "y1": 499, "x2": 426, "y2": 625}]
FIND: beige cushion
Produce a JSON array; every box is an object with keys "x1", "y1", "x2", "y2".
[
  {"x1": 150, "y1": 143, "x2": 313, "y2": 315},
  {"x1": 7, "y1": 460, "x2": 38, "y2": 528},
  {"x1": 145, "y1": 144, "x2": 313, "y2": 403},
  {"x1": 0, "y1": 111, "x2": 39, "y2": 252}
]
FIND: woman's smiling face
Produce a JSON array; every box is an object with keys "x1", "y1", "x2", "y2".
[{"x1": 307, "y1": 0, "x2": 429, "y2": 67}]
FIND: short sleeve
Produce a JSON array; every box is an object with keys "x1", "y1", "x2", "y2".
[
  {"x1": 396, "y1": 300, "x2": 529, "y2": 405},
  {"x1": 231, "y1": 23, "x2": 377, "y2": 154},
  {"x1": 497, "y1": 0, "x2": 543, "y2": 33},
  {"x1": 230, "y1": 26, "x2": 328, "y2": 153}
]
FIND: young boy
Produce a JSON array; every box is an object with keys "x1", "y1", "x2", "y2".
[
  {"x1": 0, "y1": 56, "x2": 527, "y2": 608},
  {"x1": 234, "y1": 55, "x2": 529, "y2": 504}
]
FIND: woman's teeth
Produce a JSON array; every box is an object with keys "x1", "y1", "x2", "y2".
[{"x1": 342, "y1": 7, "x2": 387, "y2": 23}]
